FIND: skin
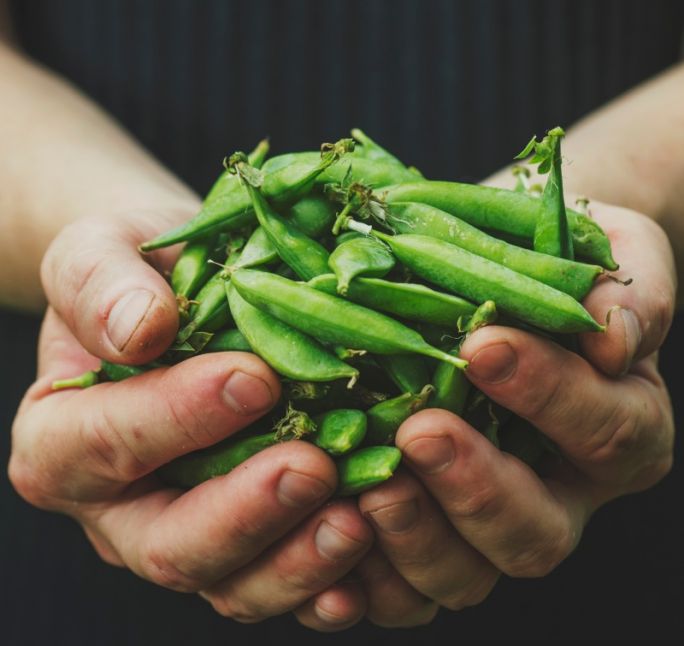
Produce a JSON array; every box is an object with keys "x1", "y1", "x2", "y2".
[{"x1": 1, "y1": 5, "x2": 681, "y2": 630}]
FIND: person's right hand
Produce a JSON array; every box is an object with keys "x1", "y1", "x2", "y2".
[{"x1": 8, "y1": 208, "x2": 373, "y2": 630}]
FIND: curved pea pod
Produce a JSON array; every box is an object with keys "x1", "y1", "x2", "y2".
[
  {"x1": 203, "y1": 328, "x2": 252, "y2": 353},
  {"x1": 336, "y1": 446, "x2": 402, "y2": 496},
  {"x1": 382, "y1": 181, "x2": 617, "y2": 269},
  {"x1": 309, "y1": 273, "x2": 476, "y2": 327},
  {"x1": 375, "y1": 354, "x2": 431, "y2": 394},
  {"x1": 157, "y1": 406, "x2": 316, "y2": 489},
  {"x1": 374, "y1": 232, "x2": 605, "y2": 334},
  {"x1": 231, "y1": 269, "x2": 468, "y2": 369},
  {"x1": 313, "y1": 409, "x2": 367, "y2": 456},
  {"x1": 350, "y1": 128, "x2": 407, "y2": 168},
  {"x1": 171, "y1": 234, "x2": 221, "y2": 304},
  {"x1": 386, "y1": 202, "x2": 601, "y2": 301},
  {"x1": 365, "y1": 385, "x2": 435, "y2": 446},
  {"x1": 238, "y1": 226, "x2": 278, "y2": 268},
  {"x1": 226, "y1": 281, "x2": 359, "y2": 384},
  {"x1": 286, "y1": 195, "x2": 336, "y2": 238},
  {"x1": 51, "y1": 360, "x2": 152, "y2": 390},
  {"x1": 177, "y1": 270, "x2": 232, "y2": 342},
  {"x1": 328, "y1": 236, "x2": 395, "y2": 295},
  {"x1": 140, "y1": 139, "x2": 354, "y2": 251}
]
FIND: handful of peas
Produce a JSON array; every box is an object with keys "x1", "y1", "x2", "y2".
[{"x1": 53, "y1": 127, "x2": 621, "y2": 496}]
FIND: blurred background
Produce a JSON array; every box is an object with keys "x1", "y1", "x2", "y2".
[{"x1": 1, "y1": 1, "x2": 683, "y2": 643}]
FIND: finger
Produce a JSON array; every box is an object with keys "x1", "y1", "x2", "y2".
[
  {"x1": 40, "y1": 205, "x2": 196, "y2": 364},
  {"x1": 14, "y1": 350, "x2": 281, "y2": 499},
  {"x1": 90, "y1": 441, "x2": 337, "y2": 591},
  {"x1": 201, "y1": 500, "x2": 372, "y2": 622},
  {"x1": 396, "y1": 409, "x2": 588, "y2": 578},
  {"x1": 353, "y1": 548, "x2": 439, "y2": 628},
  {"x1": 294, "y1": 581, "x2": 367, "y2": 632},
  {"x1": 581, "y1": 205, "x2": 676, "y2": 375},
  {"x1": 359, "y1": 469, "x2": 500, "y2": 610},
  {"x1": 461, "y1": 326, "x2": 673, "y2": 489}
]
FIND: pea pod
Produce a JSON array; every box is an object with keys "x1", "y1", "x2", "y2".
[
  {"x1": 328, "y1": 236, "x2": 395, "y2": 295},
  {"x1": 238, "y1": 226, "x2": 279, "y2": 268},
  {"x1": 286, "y1": 195, "x2": 337, "y2": 238},
  {"x1": 51, "y1": 360, "x2": 152, "y2": 390},
  {"x1": 226, "y1": 281, "x2": 359, "y2": 384},
  {"x1": 365, "y1": 385, "x2": 435, "y2": 445},
  {"x1": 385, "y1": 202, "x2": 601, "y2": 301},
  {"x1": 231, "y1": 269, "x2": 469, "y2": 369},
  {"x1": 375, "y1": 354, "x2": 431, "y2": 395},
  {"x1": 350, "y1": 128, "x2": 406, "y2": 168},
  {"x1": 309, "y1": 273, "x2": 476, "y2": 327},
  {"x1": 140, "y1": 139, "x2": 354, "y2": 251},
  {"x1": 336, "y1": 446, "x2": 402, "y2": 496},
  {"x1": 203, "y1": 328, "x2": 252, "y2": 353},
  {"x1": 177, "y1": 268, "x2": 233, "y2": 342},
  {"x1": 381, "y1": 181, "x2": 617, "y2": 269},
  {"x1": 313, "y1": 409, "x2": 367, "y2": 456},
  {"x1": 372, "y1": 232, "x2": 605, "y2": 334},
  {"x1": 171, "y1": 234, "x2": 222, "y2": 306}
]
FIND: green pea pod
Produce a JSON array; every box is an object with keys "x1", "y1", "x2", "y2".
[
  {"x1": 140, "y1": 139, "x2": 354, "y2": 251},
  {"x1": 386, "y1": 202, "x2": 600, "y2": 301},
  {"x1": 365, "y1": 384, "x2": 435, "y2": 445},
  {"x1": 336, "y1": 446, "x2": 402, "y2": 496},
  {"x1": 328, "y1": 236, "x2": 395, "y2": 295},
  {"x1": 203, "y1": 328, "x2": 252, "y2": 353},
  {"x1": 313, "y1": 409, "x2": 367, "y2": 456},
  {"x1": 350, "y1": 128, "x2": 407, "y2": 168},
  {"x1": 238, "y1": 226, "x2": 279, "y2": 268},
  {"x1": 51, "y1": 360, "x2": 152, "y2": 390},
  {"x1": 373, "y1": 232, "x2": 604, "y2": 334},
  {"x1": 382, "y1": 181, "x2": 617, "y2": 269},
  {"x1": 157, "y1": 406, "x2": 316, "y2": 489},
  {"x1": 308, "y1": 274, "x2": 476, "y2": 327},
  {"x1": 286, "y1": 195, "x2": 337, "y2": 238},
  {"x1": 235, "y1": 157, "x2": 330, "y2": 280},
  {"x1": 171, "y1": 234, "x2": 221, "y2": 304},
  {"x1": 231, "y1": 269, "x2": 469, "y2": 369},
  {"x1": 375, "y1": 354, "x2": 431, "y2": 394},
  {"x1": 226, "y1": 281, "x2": 359, "y2": 384},
  {"x1": 177, "y1": 270, "x2": 233, "y2": 342}
]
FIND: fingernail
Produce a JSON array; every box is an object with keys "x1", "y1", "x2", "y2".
[
  {"x1": 467, "y1": 342, "x2": 517, "y2": 383},
  {"x1": 106, "y1": 289, "x2": 155, "y2": 351},
  {"x1": 223, "y1": 371, "x2": 274, "y2": 415},
  {"x1": 404, "y1": 436, "x2": 454, "y2": 474},
  {"x1": 315, "y1": 521, "x2": 365, "y2": 561},
  {"x1": 620, "y1": 308, "x2": 642, "y2": 372},
  {"x1": 277, "y1": 470, "x2": 332, "y2": 508},
  {"x1": 314, "y1": 602, "x2": 349, "y2": 625},
  {"x1": 368, "y1": 500, "x2": 419, "y2": 534}
]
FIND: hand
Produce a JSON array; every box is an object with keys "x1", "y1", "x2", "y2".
[
  {"x1": 293, "y1": 201, "x2": 675, "y2": 628},
  {"x1": 8, "y1": 209, "x2": 374, "y2": 630}
]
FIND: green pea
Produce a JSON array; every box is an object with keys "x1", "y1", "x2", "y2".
[
  {"x1": 365, "y1": 385, "x2": 435, "y2": 446},
  {"x1": 336, "y1": 446, "x2": 402, "y2": 496},
  {"x1": 328, "y1": 236, "x2": 395, "y2": 295},
  {"x1": 313, "y1": 409, "x2": 367, "y2": 456}
]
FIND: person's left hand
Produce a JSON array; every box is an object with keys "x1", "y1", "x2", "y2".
[{"x1": 292, "y1": 200, "x2": 675, "y2": 629}]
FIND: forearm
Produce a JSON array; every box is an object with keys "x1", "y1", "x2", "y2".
[{"x1": 0, "y1": 42, "x2": 200, "y2": 313}]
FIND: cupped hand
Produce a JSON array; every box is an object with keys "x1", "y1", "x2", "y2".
[
  {"x1": 8, "y1": 209, "x2": 373, "y2": 631},
  {"x1": 294, "y1": 201, "x2": 675, "y2": 628}
]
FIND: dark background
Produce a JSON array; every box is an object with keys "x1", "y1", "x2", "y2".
[{"x1": 1, "y1": 1, "x2": 683, "y2": 644}]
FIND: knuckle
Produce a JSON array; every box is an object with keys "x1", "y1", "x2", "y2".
[
  {"x1": 439, "y1": 571, "x2": 499, "y2": 611},
  {"x1": 139, "y1": 544, "x2": 203, "y2": 593},
  {"x1": 524, "y1": 371, "x2": 564, "y2": 423},
  {"x1": 502, "y1": 525, "x2": 575, "y2": 579},
  {"x1": 206, "y1": 592, "x2": 266, "y2": 623},
  {"x1": 447, "y1": 482, "x2": 502, "y2": 524},
  {"x1": 7, "y1": 453, "x2": 55, "y2": 510},
  {"x1": 370, "y1": 601, "x2": 439, "y2": 628},
  {"x1": 648, "y1": 288, "x2": 675, "y2": 347}
]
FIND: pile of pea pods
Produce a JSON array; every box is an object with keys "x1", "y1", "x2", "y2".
[{"x1": 53, "y1": 128, "x2": 618, "y2": 496}]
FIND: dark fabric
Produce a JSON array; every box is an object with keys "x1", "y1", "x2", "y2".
[{"x1": 2, "y1": 1, "x2": 684, "y2": 644}]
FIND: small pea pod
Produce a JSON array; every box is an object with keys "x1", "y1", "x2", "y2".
[
  {"x1": 328, "y1": 236, "x2": 395, "y2": 295},
  {"x1": 375, "y1": 354, "x2": 431, "y2": 395},
  {"x1": 203, "y1": 328, "x2": 252, "y2": 353},
  {"x1": 231, "y1": 269, "x2": 469, "y2": 369},
  {"x1": 313, "y1": 409, "x2": 367, "y2": 456},
  {"x1": 177, "y1": 269, "x2": 233, "y2": 342},
  {"x1": 308, "y1": 273, "x2": 476, "y2": 327},
  {"x1": 226, "y1": 281, "x2": 359, "y2": 384},
  {"x1": 286, "y1": 195, "x2": 337, "y2": 239},
  {"x1": 336, "y1": 446, "x2": 402, "y2": 496},
  {"x1": 365, "y1": 384, "x2": 435, "y2": 446},
  {"x1": 171, "y1": 234, "x2": 222, "y2": 308},
  {"x1": 157, "y1": 405, "x2": 316, "y2": 489},
  {"x1": 372, "y1": 232, "x2": 604, "y2": 334},
  {"x1": 238, "y1": 226, "x2": 279, "y2": 268},
  {"x1": 51, "y1": 360, "x2": 152, "y2": 390}
]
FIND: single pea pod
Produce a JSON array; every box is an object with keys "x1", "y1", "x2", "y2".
[
  {"x1": 336, "y1": 446, "x2": 402, "y2": 496},
  {"x1": 226, "y1": 281, "x2": 359, "y2": 384},
  {"x1": 313, "y1": 409, "x2": 367, "y2": 456},
  {"x1": 375, "y1": 354, "x2": 431, "y2": 395},
  {"x1": 238, "y1": 226, "x2": 279, "y2": 268},
  {"x1": 51, "y1": 360, "x2": 151, "y2": 390},
  {"x1": 171, "y1": 234, "x2": 222, "y2": 305},
  {"x1": 309, "y1": 273, "x2": 476, "y2": 327},
  {"x1": 140, "y1": 138, "x2": 354, "y2": 251},
  {"x1": 285, "y1": 195, "x2": 337, "y2": 238},
  {"x1": 203, "y1": 328, "x2": 252, "y2": 353},
  {"x1": 328, "y1": 236, "x2": 395, "y2": 295},
  {"x1": 373, "y1": 232, "x2": 605, "y2": 334},
  {"x1": 385, "y1": 202, "x2": 601, "y2": 301},
  {"x1": 350, "y1": 128, "x2": 407, "y2": 168},
  {"x1": 381, "y1": 181, "x2": 617, "y2": 269},
  {"x1": 157, "y1": 405, "x2": 316, "y2": 489},
  {"x1": 231, "y1": 269, "x2": 468, "y2": 369},
  {"x1": 235, "y1": 155, "x2": 330, "y2": 280},
  {"x1": 365, "y1": 384, "x2": 435, "y2": 445},
  {"x1": 177, "y1": 269, "x2": 233, "y2": 342}
]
